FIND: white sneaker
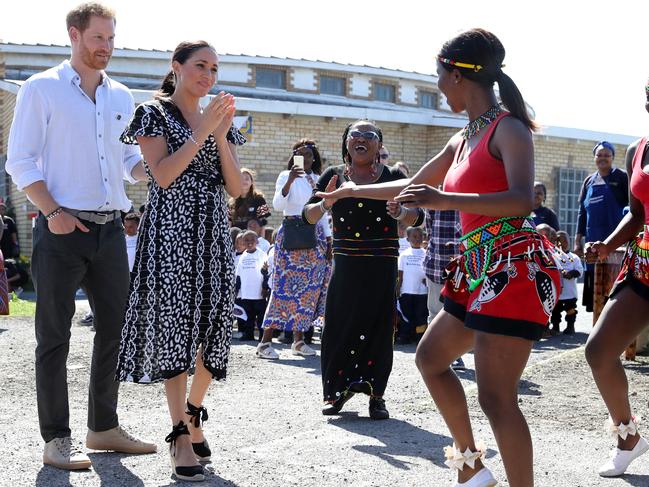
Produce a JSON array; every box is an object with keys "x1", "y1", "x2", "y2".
[
  {"x1": 454, "y1": 467, "x2": 498, "y2": 486},
  {"x1": 291, "y1": 340, "x2": 316, "y2": 356},
  {"x1": 256, "y1": 342, "x2": 279, "y2": 359},
  {"x1": 599, "y1": 435, "x2": 649, "y2": 477},
  {"x1": 43, "y1": 437, "x2": 92, "y2": 470}
]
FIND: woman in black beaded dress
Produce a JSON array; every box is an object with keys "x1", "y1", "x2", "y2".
[{"x1": 304, "y1": 120, "x2": 423, "y2": 419}]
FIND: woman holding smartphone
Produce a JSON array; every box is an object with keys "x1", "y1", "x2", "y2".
[{"x1": 257, "y1": 139, "x2": 332, "y2": 359}]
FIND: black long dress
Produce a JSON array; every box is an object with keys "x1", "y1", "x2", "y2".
[{"x1": 307, "y1": 165, "x2": 422, "y2": 401}]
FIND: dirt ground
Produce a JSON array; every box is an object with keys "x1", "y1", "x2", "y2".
[{"x1": 0, "y1": 296, "x2": 647, "y2": 487}]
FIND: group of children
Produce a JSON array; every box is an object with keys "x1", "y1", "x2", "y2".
[
  {"x1": 230, "y1": 219, "x2": 275, "y2": 341},
  {"x1": 536, "y1": 224, "x2": 584, "y2": 335},
  {"x1": 393, "y1": 221, "x2": 585, "y2": 346}
]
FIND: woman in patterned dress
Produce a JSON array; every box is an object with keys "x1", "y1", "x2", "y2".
[
  {"x1": 256, "y1": 140, "x2": 332, "y2": 359},
  {"x1": 116, "y1": 41, "x2": 245, "y2": 482}
]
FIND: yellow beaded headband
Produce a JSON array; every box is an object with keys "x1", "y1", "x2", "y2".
[
  {"x1": 438, "y1": 56, "x2": 483, "y2": 72},
  {"x1": 437, "y1": 56, "x2": 506, "y2": 73}
]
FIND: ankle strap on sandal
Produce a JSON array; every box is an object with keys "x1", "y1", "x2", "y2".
[
  {"x1": 607, "y1": 416, "x2": 641, "y2": 440},
  {"x1": 443, "y1": 442, "x2": 486, "y2": 471},
  {"x1": 186, "y1": 401, "x2": 209, "y2": 428},
  {"x1": 165, "y1": 421, "x2": 190, "y2": 446}
]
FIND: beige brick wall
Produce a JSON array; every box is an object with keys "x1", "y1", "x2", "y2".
[{"x1": 0, "y1": 90, "x2": 632, "y2": 257}]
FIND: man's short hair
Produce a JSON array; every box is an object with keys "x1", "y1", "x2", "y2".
[{"x1": 66, "y1": 2, "x2": 116, "y2": 32}]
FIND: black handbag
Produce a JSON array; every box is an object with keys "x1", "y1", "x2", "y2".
[{"x1": 282, "y1": 218, "x2": 317, "y2": 250}]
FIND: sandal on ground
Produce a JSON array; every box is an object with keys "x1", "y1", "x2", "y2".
[
  {"x1": 186, "y1": 401, "x2": 211, "y2": 462},
  {"x1": 599, "y1": 416, "x2": 649, "y2": 477},
  {"x1": 291, "y1": 340, "x2": 316, "y2": 356},
  {"x1": 256, "y1": 342, "x2": 279, "y2": 359},
  {"x1": 444, "y1": 443, "x2": 497, "y2": 487},
  {"x1": 165, "y1": 421, "x2": 205, "y2": 482}
]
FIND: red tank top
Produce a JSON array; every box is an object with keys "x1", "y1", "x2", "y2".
[
  {"x1": 630, "y1": 137, "x2": 649, "y2": 224},
  {"x1": 443, "y1": 112, "x2": 513, "y2": 235}
]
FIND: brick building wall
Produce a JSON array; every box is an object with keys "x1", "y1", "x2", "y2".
[{"x1": 0, "y1": 89, "x2": 633, "y2": 258}]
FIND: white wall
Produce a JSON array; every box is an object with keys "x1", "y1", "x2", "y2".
[
  {"x1": 350, "y1": 74, "x2": 370, "y2": 97},
  {"x1": 291, "y1": 68, "x2": 315, "y2": 90}
]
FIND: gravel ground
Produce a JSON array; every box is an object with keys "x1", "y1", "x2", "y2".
[{"x1": 0, "y1": 294, "x2": 648, "y2": 487}]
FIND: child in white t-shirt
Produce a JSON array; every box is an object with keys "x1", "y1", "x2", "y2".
[
  {"x1": 124, "y1": 212, "x2": 140, "y2": 272},
  {"x1": 235, "y1": 230, "x2": 269, "y2": 341},
  {"x1": 397, "y1": 221, "x2": 410, "y2": 254},
  {"x1": 396, "y1": 226, "x2": 428, "y2": 344},
  {"x1": 550, "y1": 230, "x2": 583, "y2": 335},
  {"x1": 247, "y1": 217, "x2": 271, "y2": 254}
]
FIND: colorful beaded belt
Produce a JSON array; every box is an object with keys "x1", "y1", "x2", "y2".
[{"x1": 459, "y1": 216, "x2": 538, "y2": 291}]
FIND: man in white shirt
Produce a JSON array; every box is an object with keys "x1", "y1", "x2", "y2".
[{"x1": 6, "y1": 3, "x2": 155, "y2": 470}]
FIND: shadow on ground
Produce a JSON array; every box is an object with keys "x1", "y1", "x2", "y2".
[{"x1": 327, "y1": 413, "x2": 460, "y2": 470}]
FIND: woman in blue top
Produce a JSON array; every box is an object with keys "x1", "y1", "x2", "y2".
[{"x1": 574, "y1": 141, "x2": 628, "y2": 311}]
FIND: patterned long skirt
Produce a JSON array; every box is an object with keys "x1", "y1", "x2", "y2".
[{"x1": 262, "y1": 218, "x2": 329, "y2": 332}]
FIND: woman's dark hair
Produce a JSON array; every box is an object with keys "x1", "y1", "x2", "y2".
[
  {"x1": 438, "y1": 28, "x2": 537, "y2": 131},
  {"x1": 288, "y1": 139, "x2": 323, "y2": 175},
  {"x1": 341, "y1": 120, "x2": 383, "y2": 163},
  {"x1": 533, "y1": 181, "x2": 547, "y2": 198},
  {"x1": 156, "y1": 40, "x2": 215, "y2": 99}
]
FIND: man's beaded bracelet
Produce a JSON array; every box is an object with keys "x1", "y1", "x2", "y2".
[{"x1": 45, "y1": 207, "x2": 64, "y2": 220}]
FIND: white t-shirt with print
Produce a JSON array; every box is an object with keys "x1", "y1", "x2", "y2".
[
  {"x1": 236, "y1": 248, "x2": 268, "y2": 300},
  {"x1": 125, "y1": 234, "x2": 138, "y2": 272},
  {"x1": 556, "y1": 250, "x2": 584, "y2": 300},
  {"x1": 398, "y1": 237, "x2": 410, "y2": 254},
  {"x1": 398, "y1": 247, "x2": 427, "y2": 295}
]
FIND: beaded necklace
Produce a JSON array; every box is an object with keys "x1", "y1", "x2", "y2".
[{"x1": 461, "y1": 105, "x2": 504, "y2": 140}]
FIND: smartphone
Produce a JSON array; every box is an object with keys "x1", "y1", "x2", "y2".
[{"x1": 293, "y1": 155, "x2": 304, "y2": 170}]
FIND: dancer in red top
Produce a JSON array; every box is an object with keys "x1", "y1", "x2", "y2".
[
  {"x1": 584, "y1": 79, "x2": 649, "y2": 478},
  {"x1": 317, "y1": 28, "x2": 558, "y2": 487}
]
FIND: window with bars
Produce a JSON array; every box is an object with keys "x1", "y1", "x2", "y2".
[
  {"x1": 419, "y1": 91, "x2": 438, "y2": 109},
  {"x1": 556, "y1": 167, "x2": 589, "y2": 239},
  {"x1": 373, "y1": 82, "x2": 396, "y2": 103},
  {"x1": 320, "y1": 75, "x2": 345, "y2": 96},
  {"x1": 256, "y1": 68, "x2": 286, "y2": 89}
]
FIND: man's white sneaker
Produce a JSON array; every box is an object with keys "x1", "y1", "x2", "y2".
[
  {"x1": 291, "y1": 340, "x2": 316, "y2": 356},
  {"x1": 43, "y1": 437, "x2": 92, "y2": 470},
  {"x1": 256, "y1": 342, "x2": 279, "y2": 359},
  {"x1": 599, "y1": 435, "x2": 649, "y2": 477}
]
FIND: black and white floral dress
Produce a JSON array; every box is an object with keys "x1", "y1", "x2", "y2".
[{"x1": 116, "y1": 99, "x2": 246, "y2": 383}]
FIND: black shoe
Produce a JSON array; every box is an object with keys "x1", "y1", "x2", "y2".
[
  {"x1": 369, "y1": 397, "x2": 390, "y2": 420},
  {"x1": 451, "y1": 357, "x2": 466, "y2": 371},
  {"x1": 165, "y1": 421, "x2": 205, "y2": 481},
  {"x1": 237, "y1": 334, "x2": 255, "y2": 341},
  {"x1": 192, "y1": 439, "x2": 211, "y2": 462},
  {"x1": 186, "y1": 402, "x2": 211, "y2": 461},
  {"x1": 349, "y1": 381, "x2": 372, "y2": 395},
  {"x1": 563, "y1": 326, "x2": 575, "y2": 335},
  {"x1": 322, "y1": 391, "x2": 355, "y2": 415}
]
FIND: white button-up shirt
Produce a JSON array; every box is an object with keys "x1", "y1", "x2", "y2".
[
  {"x1": 273, "y1": 170, "x2": 332, "y2": 237},
  {"x1": 6, "y1": 60, "x2": 141, "y2": 212}
]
